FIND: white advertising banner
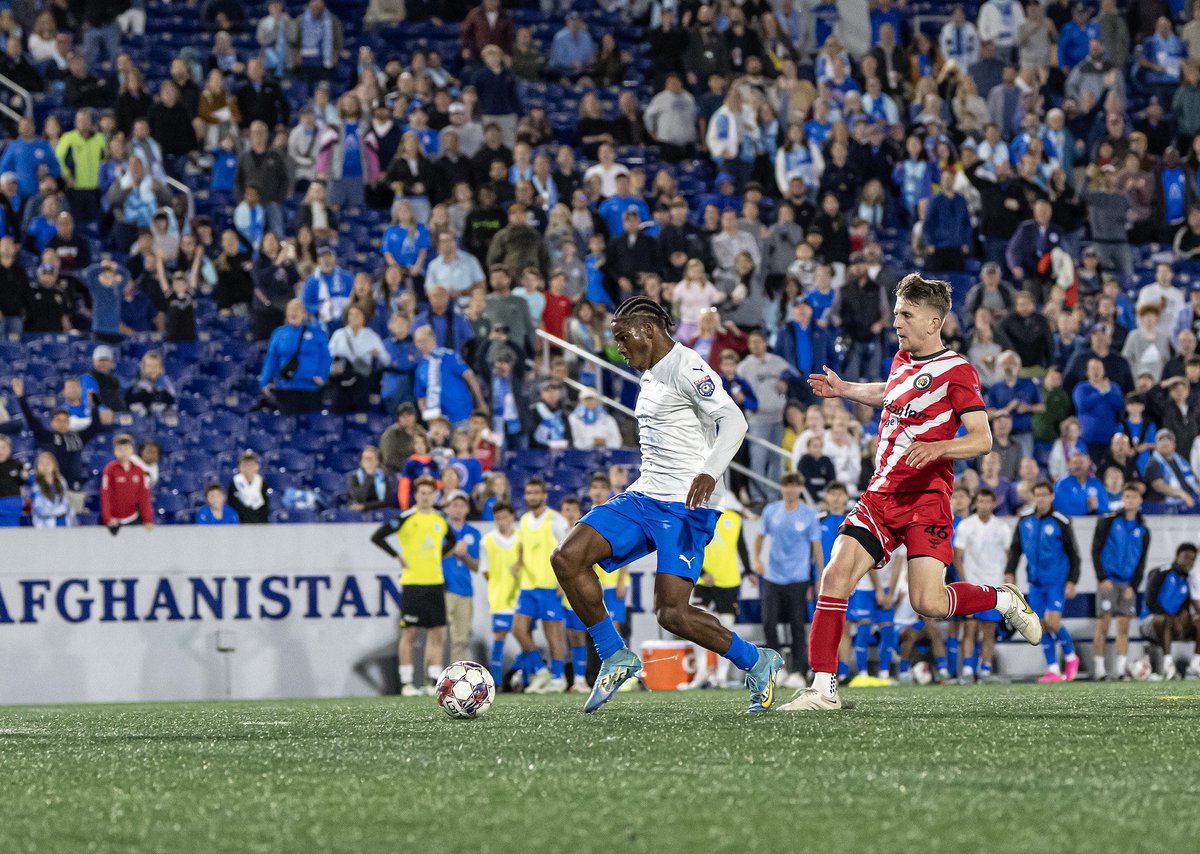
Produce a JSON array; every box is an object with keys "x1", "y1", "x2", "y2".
[{"x1": 0, "y1": 515, "x2": 1196, "y2": 704}]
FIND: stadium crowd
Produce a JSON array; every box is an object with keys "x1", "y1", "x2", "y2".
[{"x1": 0, "y1": 0, "x2": 1196, "y2": 685}]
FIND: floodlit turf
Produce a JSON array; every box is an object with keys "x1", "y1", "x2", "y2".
[{"x1": 0, "y1": 682, "x2": 1195, "y2": 853}]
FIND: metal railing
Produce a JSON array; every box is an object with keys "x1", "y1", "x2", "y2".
[
  {"x1": 536, "y1": 328, "x2": 785, "y2": 495},
  {"x1": 165, "y1": 176, "x2": 195, "y2": 223},
  {"x1": 0, "y1": 72, "x2": 31, "y2": 126}
]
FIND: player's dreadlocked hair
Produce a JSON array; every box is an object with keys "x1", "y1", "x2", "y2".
[{"x1": 613, "y1": 296, "x2": 677, "y2": 333}]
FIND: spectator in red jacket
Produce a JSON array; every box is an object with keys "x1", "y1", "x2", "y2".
[
  {"x1": 459, "y1": 0, "x2": 514, "y2": 63},
  {"x1": 100, "y1": 433, "x2": 154, "y2": 533}
]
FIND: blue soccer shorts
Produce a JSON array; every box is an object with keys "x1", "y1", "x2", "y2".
[
  {"x1": 564, "y1": 608, "x2": 586, "y2": 632},
  {"x1": 491, "y1": 611, "x2": 514, "y2": 633},
  {"x1": 580, "y1": 491, "x2": 720, "y2": 583},
  {"x1": 848, "y1": 589, "x2": 876, "y2": 622},
  {"x1": 515, "y1": 588, "x2": 564, "y2": 622},
  {"x1": 1026, "y1": 583, "x2": 1065, "y2": 617}
]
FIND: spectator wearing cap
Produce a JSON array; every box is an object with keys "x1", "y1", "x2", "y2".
[
  {"x1": 548, "y1": 12, "x2": 595, "y2": 81},
  {"x1": 80, "y1": 344, "x2": 127, "y2": 412},
  {"x1": 55, "y1": 109, "x2": 105, "y2": 224},
  {"x1": 301, "y1": 246, "x2": 354, "y2": 328},
  {"x1": 413, "y1": 324, "x2": 488, "y2": 431},
  {"x1": 0, "y1": 117, "x2": 59, "y2": 206},
  {"x1": 196, "y1": 483, "x2": 240, "y2": 525},
  {"x1": 964, "y1": 262, "x2": 1017, "y2": 322},
  {"x1": 1143, "y1": 428, "x2": 1199, "y2": 508},
  {"x1": 442, "y1": 102, "x2": 483, "y2": 161},
  {"x1": 227, "y1": 450, "x2": 269, "y2": 524},
  {"x1": 776, "y1": 297, "x2": 837, "y2": 404},
  {"x1": 24, "y1": 260, "x2": 73, "y2": 333},
  {"x1": 568, "y1": 388, "x2": 623, "y2": 450},
  {"x1": 12, "y1": 376, "x2": 111, "y2": 508},
  {"x1": 100, "y1": 433, "x2": 154, "y2": 532},
  {"x1": 259, "y1": 298, "x2": 331, "y2": 415}
]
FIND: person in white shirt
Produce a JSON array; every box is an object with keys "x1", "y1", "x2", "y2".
[
  {"x1": 952, "y1": 487, "x2": 1011, "y2": 682},
  {"x1": 582, "y1": 143, "x2": 630, "y2": 198},
  {"x1": 977, "y1": 0, "x2": 1026, "y2": 63},
  {"x1": 551, "y1": 297, "x2": 780, "y2": 714},
  {"x1": 568, "y1": 388, "x2": 624, "y2": 449},
  {"x1": 940, "y1": 5, "x2": 981, "y2": 70},
  {"x1": 424, "y1": 230, "x2": 486, "y2": 296},
  {"x1": 1136, "y1": 261, "x2": 1187, "y2": 341},
  {"x1": 328, "y1": 303, "x2": 391, "y2": 412}
]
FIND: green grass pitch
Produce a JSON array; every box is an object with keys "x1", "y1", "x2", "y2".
[{"x1": 0, "y1": 683, "x2": 1195, "y2": 853}]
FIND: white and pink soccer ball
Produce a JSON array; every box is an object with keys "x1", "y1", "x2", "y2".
[
  {"x1": 435, "y1": 661, "x2": 496, "y2": 719},
  {"x1": 1128, "y1": 659, "x2": 1154, "y2": 681}
]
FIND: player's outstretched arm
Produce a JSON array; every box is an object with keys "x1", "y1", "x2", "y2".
[
  {"x1": 807, "y1": 366, "x2": 886, "y2": 408},
  {"x1": 904, "y1": 410, "x2": 993, "y2": 469}
]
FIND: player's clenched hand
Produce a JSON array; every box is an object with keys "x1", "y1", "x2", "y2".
[
  {"x1": 685, "y1": 473, "x2": 716, "y2": 510},
  {"x1": 807, "y1": 366, "x2": 845, "y2": 399},
  {"x1": 904, "y1": 440, "x2": 946, "y2": 469},
  {"x1": 1064, "y1": 582, "x2": 1076, "y2": 600}
]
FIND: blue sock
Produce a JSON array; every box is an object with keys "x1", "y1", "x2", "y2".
[
  {"x1": 527, "y1": 649, "x2": 546, "y2": 678},
  {"x1": 1041, "y1": 633, "x2": 1057, "y2": 666},
  {"x1": 571, "y1": 645, "x2": 588, "y2": 680},
  {"x1": 899, "y1": 659, "x2": 911, "y2": 675},
  {"x1": 723, "y1": 632, "x2": 759, "y2": 671},
  {"x1": 935, "y1": 655, "x2": 948, "y2": 673},
  {"x1": 550, "y1": 659, "x2": 565, "y2": 679},
  {"x1": 980, "y1": 662, "x2": 993, "y2": 675},
  {"x1": 511, "y1": 651, "x2": 528, "y2": 682},
  {"x1": 586, "y1": 618, "x2": 624, "y2": 660},
  {"x1": 966, "y1": 649, "x2": 979, "y2": 673},
  {"x1": 489, "y1": 639, "x2": 505, "y2": 685},
  {"x1": 853, "y1": 624, "x2": 870, "y2": 674},
  {"x1": 946, "y1": 637, "x2": 959, "y2": 677},
  {"x1": 877, "y1": 625, "x2": 895, "y2": 675},
  {"x1": 837, "y1": 661, "x2": 849, "y2": 678},
  {"x1": 1057, "y1": 626, "x2": 1075, "y2": 656}
]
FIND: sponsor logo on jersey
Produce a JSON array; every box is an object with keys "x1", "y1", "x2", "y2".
[
  {"x1": 882, "y1": 399, "x2": 930, "y2": 422},
  {"x1": 694, "y1": 375, "x2": 715, "y2": 397}
]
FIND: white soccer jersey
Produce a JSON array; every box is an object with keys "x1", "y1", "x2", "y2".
[
  {"x1": 628, "y1": 342, "x2": 746, "y2": 509},
  {"x1": 953, "y1": 514, "x2": 1011, "y2": 588}
]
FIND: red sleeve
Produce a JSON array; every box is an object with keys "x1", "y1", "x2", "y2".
[
  {"x1": 139, "y1": 480, "x2": 153, "y2": 524},
  {"x1": 100, "y1": 463, "x2": 112, "y2": 524},
  {"x1": 947, "y1": 363, "x2": 986, "y2": 416}
]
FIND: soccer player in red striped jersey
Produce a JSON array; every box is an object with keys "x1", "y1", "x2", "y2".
[{"x1": 780, "y1": 274, "x2": 1044, "y2": 711}]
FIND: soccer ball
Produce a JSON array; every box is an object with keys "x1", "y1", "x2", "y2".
[
  {"x1": 912, "y1": 661, "x2": 933, "y2": 686},
  {"x1": 435, "y1": 661, "x2": 496, "y2": 719},
  {"x1": 1128, "y1": 659, "x2": 1153, "y2": 681}
]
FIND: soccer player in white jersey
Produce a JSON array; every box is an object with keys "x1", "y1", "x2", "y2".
[
  {"x1": 781, "y1": 274, "x2": 1042, "y2": 711},
  {"x1": 952, "y1": 487, "x2": 1011, "y2": 683},
  {"x1": 551, "y1": 297, "x2": 785, "y2": 713}
]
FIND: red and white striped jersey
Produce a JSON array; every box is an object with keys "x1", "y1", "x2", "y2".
[{"x1": 866, "y1": 349, "x2": 985, "y2": 496}]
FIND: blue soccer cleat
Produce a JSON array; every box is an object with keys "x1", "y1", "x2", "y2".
[
  {"x1": 745, "y1": 648, "x2": 784, "y2": 714},
  {"x1": 583, "y1": 647, "x2": 642, "y2": 713}
]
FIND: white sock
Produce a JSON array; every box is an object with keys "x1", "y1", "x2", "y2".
[
  {"x1": 692, "y1": 644, "x2": 710, "y2": 683},
  {"x1": 1065, "y1": 652, "x2": 1078, "y2": 663},
  {"x1": 1048, "y1": 663, "x2": 1062, "y2": 675},
  {"x1": 427, "y1": 665, "x2": 441, "y2": 683},
  {"x1": 1115, "y1": 655, "x2": 1127, "y2": 676},
  {"x1": 1093, "y1": 655, "x2": 1106, "y2": 677},
  {"x1": 399, "y1": 664, "x2": 414, "y2": 685},
  {"x1": 811, "y1": 671, "x2": 838, "y2": 697},
  {"x1": 994, "y1": 586, "x2": 1014, "y2": 613},
  {"x1": 1191, "y1": 654, "x2": 1200, "y2": 668},
  {"x1": 962, "y1": 665, "x2": 974, "y2": 677}
]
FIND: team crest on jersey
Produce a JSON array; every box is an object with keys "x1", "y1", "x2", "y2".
[
  {"x1": 913, "y1": 373, "x2": 932, "y2": 390},
  {"x1": 694, "y1": 375, "x2": 715, "y2": 397}
]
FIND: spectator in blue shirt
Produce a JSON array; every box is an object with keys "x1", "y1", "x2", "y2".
[
  {"x1": 922, "y1": 171, "x2": 972, "y2": 273},
  {"x1": 775, "y1": 297, "x2": 836, "y2": 404},
  {"x1": 985, "y1": 350, "x2": 1042, "y2": 457},
  {"x1": 413, "y1": 284, "x2": 474, "y2": 353},
  {"x1": 1136, "y1": 16, "x2": 1185, "y2": 102},
  {"x1": 84, "y1": 259, "x2": 127, "y2": 343},
  {"x1": 547, "y1": 12, "x2": 595, "y2": 80},
  {"x1": 119, "y1": 274, "x2": 159, "y2": 334},
  {"x1": 259, "y1": 298, "x2": 332, "y2": 415},
  {"x1": 381, "y1": 311, "x2": 421, "y2": 416},
  {"x1": 1057, "y1": 4, "x2": 1099, "y2": 70},
  {"x1": 0, "y1": 117, "x2": 60, "y2": 204},
  {"x1": 413, "y1": 324, "x2": 488, "y2": 430},
  {"x1": 380, "y1": 199, "x2": 430, "y2": 271},
  {"x1": 442, "y1": 491, "x2": 481, "y2": 662},
  {"x1": 752, "y1": 472, "x2": 824, "y2": 677},
  {"x1": 597, "y1": 172, "x2": 652, "y2": 237},
  {"x1": 301, "y1": 246, "x2": 354, "y2": 328},
  {"x1": 1054, "y1": 450, "x2": 1109, "y2": 516},
  {"x1": 1073, "y1": 357, "x2": 1125, "y2": 463},
  {"x1": 196, "y1": 483, "x2": 240, "y2": 524}
]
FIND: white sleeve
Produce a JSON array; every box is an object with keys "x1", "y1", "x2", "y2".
[
  {"x1": 679, "y1": 372, "x2": 748, "y2": 481},
  {"x1": 478, "y1": 539, "x2": 490, "y2": 577},
  {"x1": 551, "y1": 512, "x2": 570, "y2": 542}
]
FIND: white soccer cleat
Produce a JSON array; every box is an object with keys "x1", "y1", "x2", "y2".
[
  {"x1": 1164, "y1": 656, "x2": 1178, "y2": 680},
  {"x1": 526, "y1": 668, "x2": 552, "y2": 693},
  {"x1": 572, "y1": 676, "x2": 590, "y2": 692},
  {"x1": 400, "y1": 684, "x2": 423, "y2": 697},
  {"x1": 1185, "y1": 660, "x2": 1200, "y2": 680},
  {"x1": 998, "y1": 583, "x2": 1043, "y2": 646},
  {"x1": 778, "y1": 687, "x2": 843, "y2": 712}
]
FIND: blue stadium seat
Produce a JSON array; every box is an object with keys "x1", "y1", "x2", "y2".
[{"x1": 310, "y1": 470, "x2": 346, "y2": 495}]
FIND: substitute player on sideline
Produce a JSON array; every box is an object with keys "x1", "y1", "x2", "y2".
[
  {"x1": 551, "y1": 297, "x2": 784, "y2": 714},
  {"x1": 782, "y1": 274, "x2": 1042, "y2": 711},
  {"x1": 952, "y1": 487, "x2": 1011, "y2": 683}
]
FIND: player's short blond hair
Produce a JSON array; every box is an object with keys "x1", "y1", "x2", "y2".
[{"x1": 895, "y1": 274, "x2": 951, "y2": 318}]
